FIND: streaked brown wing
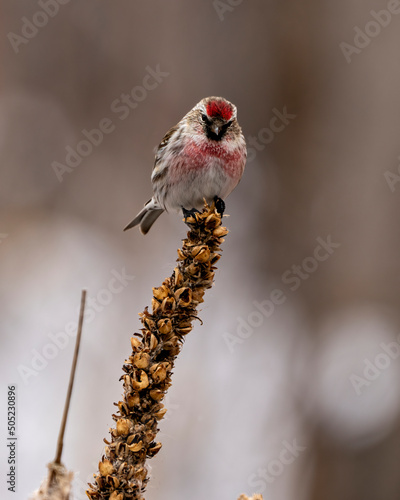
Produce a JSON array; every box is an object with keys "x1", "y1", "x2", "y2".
[{"x1": 153, "y1": 123, "x2": 180, "y2": 170}]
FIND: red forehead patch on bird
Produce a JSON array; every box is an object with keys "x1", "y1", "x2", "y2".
[{"x1": 206, "y1": 100, "x2": 233, "y2": 120}]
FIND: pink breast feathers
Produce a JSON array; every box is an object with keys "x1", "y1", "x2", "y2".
[
  {"x1": 182, "y1": 140, "x2": 244, "y2": 179},
  {"x1": 185, "y1": 140, "x2": 236, "y2": 161}
]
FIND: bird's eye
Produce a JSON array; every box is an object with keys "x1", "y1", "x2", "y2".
[{"x1": 201, "y1": 114, "x2": 208, "y2": 122}]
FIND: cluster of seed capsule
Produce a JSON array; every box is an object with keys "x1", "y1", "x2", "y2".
[{"x1": 87, "y1": 205, "x2": 228, "y2": 500}]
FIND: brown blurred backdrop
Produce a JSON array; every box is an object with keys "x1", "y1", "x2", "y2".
[{"x1": 1, "y1": 1, "x2": 400, "y2": 499}]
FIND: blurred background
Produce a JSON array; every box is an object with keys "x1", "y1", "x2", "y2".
[{"x1": 1, "y1": 1, "x2": 400, "y2": 499}]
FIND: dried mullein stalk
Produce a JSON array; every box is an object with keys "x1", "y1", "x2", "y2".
[{"x1": 87, "y1": 202, "x2": 229, "y2": 500}]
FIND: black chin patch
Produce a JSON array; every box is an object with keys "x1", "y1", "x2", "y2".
[{"x1": 205, "y1": 127, "x2": 226, "y2": 141}]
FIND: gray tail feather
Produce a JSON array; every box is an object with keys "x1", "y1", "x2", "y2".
[{"x1": 123, "y1": 206, "x2": 164, "y2": 234}]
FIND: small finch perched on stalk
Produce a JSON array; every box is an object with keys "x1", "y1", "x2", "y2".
[{"x1": 124, "y1": 96, "x2": 247, "y2": 234}]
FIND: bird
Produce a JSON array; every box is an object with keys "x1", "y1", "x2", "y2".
[{"x1": 124, "y1": 96, "x2": 247, "y2": 234}]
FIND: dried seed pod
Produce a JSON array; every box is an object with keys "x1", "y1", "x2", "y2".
[
  {"x1": 174, "y1": 287, "x2": 192, "y2": 307},
  {"x1": 152, "y1": 403, "x2": 163, "y2": 412},
  {"x1": 176, "y1": 325, "x2": 192, "y2": 336},
  {"x1": 163, "y1": 338, "x2": 179, "y2": 350},
  {"x1": 121, "y1": 374, "x2": 131, "y2": 389},
  {"x1": 203, "y1": 269, "x2": 215, "y2": 279},
  {"x1": 213, "y1": 226, "x2": 229, "y2": 238},
  {"x1": 135, "y1": 467, "x2": 147, "y2": 481},
  {"x1": 115, "y1": 441, "x2": 125, "y2": 457},
  {"x1": 143, "y1": 316, "x2": 155, "y2": 331},
  {"x1": 126, "y1": 393, "x2": 139, "y2": 407},
  {"x1": 131, "y1": 370, "x2": 149, "y2": 391},
  {"x1": 127, "y1": 465, "x2": 135, "y2": 479},
  {"x1": 161, "y1": 296, "x2": 176, "y2": 313},
  {"x1": 149, "y1": 388, "x2": 164, "y2": 401},
  {"x1": 186, "y1": 262, "x2": 200, "y2": 276},
  {"x1": 117, "y1": 401, "x2": 129, "y2": 415},
  {"x1": 154, "y1": 407, "x2": 167, "y2": 420},
  {"x1": 177, "y1": 248, "x2": 186, "y2": 260},
  {"x1": 192, "y1": 289, "x2": 205, "y2": 303},
  {"x1": 151, "y1": 297, "x2": 161, "y2": 314},
  {"x1": 167, "y1": 346, "x2": 180, "y2": 356},
  {"x1": 130, "y1": 337, "x2": 141, "y2": 350},
  {"x1": 126, "y1": 434, "x2": 135, "y2": 445},
  {"x1": 210, "y1": 253, "x2": 221, "y2": 265},
  {"x1": 99, "y1": 459, "x2": 114, "y2": 476},
  {"x1": 152, "y1": 285, "x2": 170, "y2": 301},
  {"x1": 149, "y1": 333, "x2": 158, "y2": 349},
  {"x1": 184, "y1": 214, "x2": 197, "y2": 224},
  {"x1": 95, "y1": 475, "x2": 104, "y2": 487},
  {"x1": 116, "y1": 419, "x2": 131, "y2": 436},
  {"x1": 150, "y1": 364, "x2": 167, "y2": 383},
  {"x1": 110, "y1": 491, "x2": 123, "y2": 500},
  {"x1": 205, "y1": 213, "x2": 220, "y2": 229},
  {"x1": 133, "y1": 352, "x2": 150, "y2": 369},
  {"x1": 161, "y1": 331, "x2": 174, "y2": 342},
  {"x1": 174, "y1": 267, "x2": 184, "y2": 285},
  {"x1": 191, "y1": 245, "x2": 211, "y2": 263},
  {"x1": 110, "y1": 476, "x2": 120, "y2": 488},
  {"x1": 157, "y1": 318, "x2": 172, "y2": 334},
  {"x1": 147, "y1": 442, "x2": 162, "y2": 457},
  {"x1": 178, "y1": 320, "x2": 192, "y2": 328},
  {"x1": 127, "y1": 440, "x2": 143, "y2": 452}
]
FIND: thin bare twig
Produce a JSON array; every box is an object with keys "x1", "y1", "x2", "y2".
[
  {"x1": 52, "y1": 290, "x2": 87, "y2": 478},
  {"x1": 31, "y1": 290, "x2": 87, "y2": 499}
]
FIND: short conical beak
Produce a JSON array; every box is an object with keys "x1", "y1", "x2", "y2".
[{"x1": 211, "y1": 124, "x2": 219, "y2": 136}]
